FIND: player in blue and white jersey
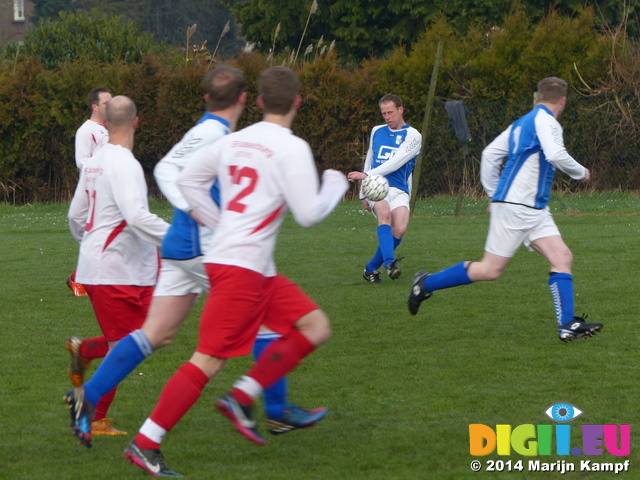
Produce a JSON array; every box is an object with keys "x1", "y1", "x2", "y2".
[
  {"x1": 348, "y1": 94, "x2": 421, "y2": 283},
  {"x1": 65, "y1": 67, "x2": 326, "y2": 453},
  {"x1": 408, "y1": 77, "x2": 603, "y2": 342}
]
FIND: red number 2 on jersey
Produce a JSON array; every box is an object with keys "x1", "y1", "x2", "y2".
[{"x1": 227, "y1": 165, "x2": 258, "y2": 213}]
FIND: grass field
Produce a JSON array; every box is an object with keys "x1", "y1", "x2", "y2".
[{"x1": 1, "y1": 200, "x2": 639, "y2": 479}]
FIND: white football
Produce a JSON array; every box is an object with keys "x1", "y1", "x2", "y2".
[{"x1": 362, "y1": 174, "x2": 389, "y2": 202}]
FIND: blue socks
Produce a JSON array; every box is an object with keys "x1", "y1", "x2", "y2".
[
  {"x1": 366, "y1": 229, "x2": 402, "y2": 272},
  {"x1": 548, "y1": 272, "x2": 575, "y2": 327},
  {"x1": 84, "y1": 330, "x2": 154, "y2": 407},
  {"x1": 424, "y1": 262, "x2": 473, "y2": 292},
  {"x1": 252, "y1": 332, "x2": 288, "y2": 419}
]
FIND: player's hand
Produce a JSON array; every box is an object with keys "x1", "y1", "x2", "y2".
[
  {"x1": 360, "y1": 198, "x2": 371, "y2": 211},
  {"x1": 348, "y1": 171, "x2": 367, "y2": 182},
  {"x1": 582, "y1": 168, "x2": 590, "y2": 182}
]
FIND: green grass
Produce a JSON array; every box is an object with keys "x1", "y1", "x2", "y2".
[{"x1": 1, "y1": 200, "x2": 640, "y2": 479}]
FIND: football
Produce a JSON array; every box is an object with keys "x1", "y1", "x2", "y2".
[{"x1": 362, "y1": 174, "x2": 389, "y2": 202}]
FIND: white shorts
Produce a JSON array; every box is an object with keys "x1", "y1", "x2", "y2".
[
  {"x1": 485, "y1": 203, "x2": 561, "y2": 258},
  {"x1": 368, "y1": 187, "x2": 410, "y2": 214},
  {"x1": 153, "y1": 257, "x2": 209, "y2": 297}
]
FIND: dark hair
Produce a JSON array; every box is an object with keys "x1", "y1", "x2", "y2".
[
  {"x1": 205, "y1": 65, "x2": 246, "y2": 111},
  {"x1": 87, "y1": 87, "x2": 110, "y2": 112},
  {"x1": 379, "y1": 94, "x2": 403, "y2": 108},
  {"x1": 536, "y1": 77, "x2": 567, "y2": 104},
  {"x1": 258, "y1": 67, "x2": 300, "y2": 114}
]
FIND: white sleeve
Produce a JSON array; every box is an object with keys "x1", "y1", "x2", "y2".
[
  {"x1": 75, "y1": 125, "x2": 92, "y2": 169},
  {"x1": 283, "y1": 142, "x2": 349, "y2": 227},
  {"x1": 481, "y1": 125, "x2": 511, "y2": 198},
  {"x1": 68, "y1": 171, "x2": 89, "y2": 243},
  {"x1": 154, "y1": 153, "x2": 191, "y2": 212},
  {"x1": 176, "y1": 148, "x2": 221, "y2": 231},
  {"x1": 535, "y1": 113, "x2": 587, "y2": 180},
  {"x1": 366, "y1": 128, "x2": 422, "y2": 177},
  {"x1": 154, "y1": 122, "x2": 226, "y2": 212},
  {"x1": 112, "y1": 157, "x2": 169, "y2": 246}
]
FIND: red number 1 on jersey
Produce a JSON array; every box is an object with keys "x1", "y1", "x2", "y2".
[{"x1": 85, "y1": 189, "x2": 97, "y2": 231}]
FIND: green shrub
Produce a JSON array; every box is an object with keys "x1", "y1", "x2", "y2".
[{"x1": 23, "y1": 9, "x2": 160, "y2": 69}]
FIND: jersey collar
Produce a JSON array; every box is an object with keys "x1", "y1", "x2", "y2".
[{"x1": 197, "y1": 112, "x2": 231, "y2": 128}]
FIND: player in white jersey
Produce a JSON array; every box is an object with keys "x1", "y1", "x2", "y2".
[
  {"x1": 123, "y1": 67, "x2": 348, "y2": 477},
  {"x1": 408, "y1": 77, "x2": 603, "y2": 342},
  {"x1": 64, "y1": 67, "x2": 326, "y2": 452},
  {"x1": 65, "y1": 96, "x2": 169, "y2": 445},
  {"x1": 74, "y1": 87, "x2": 111, "y2": 169},
  {"x1": 67, "y1": 87, "x2": 112, "y2": 298},
  {"x1": 348, "y1": 94, "x2": 421, "y2": 283},
  {"x1": 65, "y1": 87, "x2": 120, "y2": 436}
]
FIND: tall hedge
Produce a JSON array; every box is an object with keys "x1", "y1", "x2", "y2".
[{"x1": 1, "y1": 7, "x2": 638, "y2": 204}]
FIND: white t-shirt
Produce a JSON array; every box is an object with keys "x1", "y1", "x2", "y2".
[
  {"x1": 177, "y1": 121, "x2": 349, "y2": 277},
  {"x1": 75, "y1": 119, "x2": 109, "y2": 168},
  {"x1": 69, "y1": 143, "x2": 169, "y2": 285}
]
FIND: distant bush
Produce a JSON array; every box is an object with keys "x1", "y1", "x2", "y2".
[
  {"x1": 1, "y1": 7, "x2": 639, "y2": 204},
  {"x1": 23, "y1": 9, "x2": 161, "y2": 69}
]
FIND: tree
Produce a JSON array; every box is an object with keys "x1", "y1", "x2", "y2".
[
  {"x1": 23, "y1": 9, "x2": 159, "y2": 68},
  {"x1": 222, "y1": 0, "x2": 640, "y2": 61},
  {"x1": 31, "y1": 0, "x2": 244, "y2": 57}
]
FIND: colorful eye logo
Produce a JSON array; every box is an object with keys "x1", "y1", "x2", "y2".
[{"x1": 544, "y1": 403, "x2": 584, "y2": 423}]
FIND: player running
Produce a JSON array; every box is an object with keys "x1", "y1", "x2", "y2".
[
  {"x1": 66, "y1": 96, "x2": 169, "y2": 443},
  {"x1": 64, "y1": 66, "x2": 327, "y2": 452},
  {"x1": 408, "y1": 77, "x2": 603, "y2": 342},
  {"x1": 123, "y1": 66, "x2": 348, "y2": 477}
]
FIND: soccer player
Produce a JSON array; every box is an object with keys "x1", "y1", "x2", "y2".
[
  {"x1": 65, "y1": 95, "x2": 169, "y2": 444},
  {"x1": 123, "y1": 66, "x2": 348, "y2": 477},
  {"x1": 74, "y1": 87, "x2": 111, "y2": 169},
  {"x1": 408, "y1": 77, "x2": 603, "y2": 342},
  {"x1": 347, "y1": 94, "x2": 421, "y2": 283},
  {"x1": 65, "y1": 88, "x2": 113, "y2": 402},
  {"x1": 64, "y1": 65, "x2": 327, "y2": 449},
  {"x1": 67, "y1": 86, "x2": 112, "y2": 298}
]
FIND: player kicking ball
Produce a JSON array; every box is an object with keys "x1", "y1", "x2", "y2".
[{"x1": 408, "y1": 77, "x2": 602, "y2": 342}]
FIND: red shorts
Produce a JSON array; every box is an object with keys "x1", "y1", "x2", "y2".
[
  {"x1": 198, "y1": 264, "x2": 319, "y2": 358},
  {"x1": 83, "y1": 284, "x2": 153, "y2": 342}
]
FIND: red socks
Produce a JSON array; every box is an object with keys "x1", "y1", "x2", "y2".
[
  {"x1": 94, "y1": 386, "x2": 117, "y2": 421},
  {"x1": 135, "y1": 362, "x2": 209, "y2": 449},
  {"x1": 233, "y1": 329, "x2": 315, "y2": 405},
  {"x1": 80, "y1": 336, "x2": 109, "y2": 360}
]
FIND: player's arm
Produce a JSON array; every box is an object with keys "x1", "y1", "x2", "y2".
[
  {"x1": 154, "y1": 152, "x2": 191, "y2": 212},
  {"x1": 68, "y1": 172, "x2": 89, "y2": 243},
  {"x1": 283, "y1": 141, "x2": 349, "y2": 227},
  {"x1": 366, "y1": 128, "x2": 421, "y2": 177},
  {"x1": 536, "y1": 114, "x2": 588, "y2": 181},
  {"x1": 112, "y1": 156, "x2": 169, "y2": 246},
  {"x1": 176, "y1": 146, "x2": 221, "y2": 231},
  {"x1": 480, "y1": 125, "x2": 511, "y2": 198}
]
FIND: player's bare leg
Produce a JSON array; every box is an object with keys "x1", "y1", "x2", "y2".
[{"x1": 142, "y1": 294, "x2": 199, "y2": 349}]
